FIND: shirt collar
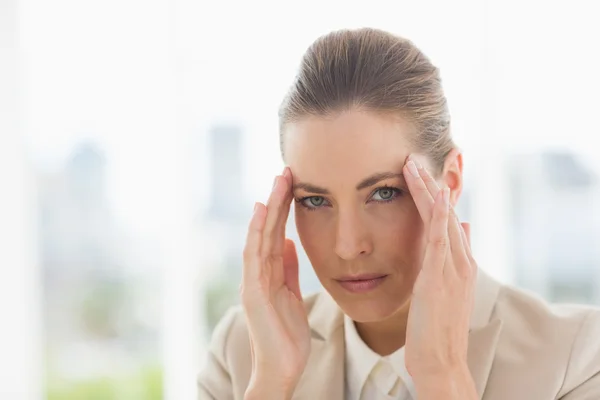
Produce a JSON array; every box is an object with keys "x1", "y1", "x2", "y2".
[
  {"x1": 344, "y1": 314, "x2": 416, "y2": 399},
  {"x1": 385, "y1": 346, "x2": 416, "y2": 399},
  {"x1": 344, "y1": 314, "x2": 380, "y2": 398}
]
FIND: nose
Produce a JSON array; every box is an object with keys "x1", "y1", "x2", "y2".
[{"x1": 334, "y1": 209, "x2": 373, "y2": 260}]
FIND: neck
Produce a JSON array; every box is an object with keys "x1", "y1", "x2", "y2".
[{"x1": 354, "y1": 300, "x2": 411, "y2": 356}]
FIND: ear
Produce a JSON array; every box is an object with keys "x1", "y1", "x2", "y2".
[{"x1": 441, "y1": 148, "x2": 463, "y2": 207}]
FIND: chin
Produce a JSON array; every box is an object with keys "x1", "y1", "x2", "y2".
[{"x1": 330, "y1": 290, "x2": 410, "y2": 323}]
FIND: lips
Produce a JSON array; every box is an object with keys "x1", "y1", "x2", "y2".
[{"x1": 335, "y1": 273, "x2": 389, "y2": 293}]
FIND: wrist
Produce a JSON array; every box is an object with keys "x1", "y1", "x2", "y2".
[
  {"x1": 413, "y1": 363, "x2": 477, "y2": 400},
  {"x1": 245, "y1": 377, "x2": 296, "y2": 400},
  {"x1": 244, "y1": 388, "x2": 286, "y2": 400}
]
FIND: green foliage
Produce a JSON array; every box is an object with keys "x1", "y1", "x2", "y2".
[
  {"x1": 79, "y1": 277, "x2": 129, "y2": 339},
  {"x1": 47, "y1": 364, "x2": 162, "y2": 400}
]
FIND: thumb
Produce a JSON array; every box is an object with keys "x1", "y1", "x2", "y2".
[{"x1": 283, "y1": 238, "x2": 302, "y2": 301}]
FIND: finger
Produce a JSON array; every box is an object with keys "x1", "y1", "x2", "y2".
[
  {"x1": 415, "y1": 167, "x2": 469, "y2": 278},
  {"x1": 403, "y1": 159, "x2": 435, "y2": 224},
  {"x1": 421, "y1": 188, "x2": 450, "y2": 276},
  {"x1": 412, "y1": 156, "x2": 441, "y2": 200},
  {"x1": 405, "y1": 156, "x2": 471, "y2": 280},
  {"x1": 461, "y1": 222, "x2": 471, "y2": 247},
  {"x1": 459, "y1": 221, "x2": 473, "y2": 258},
  {"x1": 414, "y1": 161, "x2": 468, "y2": 265},
  {"x1": 432, "y1": 187, "x2": 470, "y2": 280},
  {"x1": 460, "y1": 222, "x2": 478, "y2": 276},
  {"x1": 273, "y1": 167, "x2": 294, "y2": 254},
  {"x1": 449, "y1": 215, "x2": 471, "y2": 279},
  {"x1": 459, "y1": 222, "x2": 477, "y2": 311},
  {"x1": 248, "y1": 334, "x2": 256, "y2": 371},
  {"x1": 261, "y1": 174, "x2": 290, "y2": 257},
  {"x1": 413, "y1": 159, "x2": 447, "y2": 239},
  {"x1": 242, "y1": 202, "x2": 268, "y2": 284},
  {"x1": 458, "y1": 221, "x2": 474, "y2": 260},
  {"x1": 283, "y1": 239, "x2": 302, "y2": 301}
]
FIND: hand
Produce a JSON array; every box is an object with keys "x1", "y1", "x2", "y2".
[
  {"x1": 402, "y1": 156, "x2": 478, "y2": 398},
  {"x1": 240, "y1": 167, "x2": 311, "y2": 400}
]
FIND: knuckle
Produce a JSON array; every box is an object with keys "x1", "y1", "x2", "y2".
[
  {"x1": 243, "y1": 244, "x2": 257, "y2": 262},
  {"x1": 456, "y1": 264, "x2": 471, "y2": 279},
  {"x1": 415, "y1": 186, "x2": 430, "y2": 197},
  {"x1": 239, "y1": 284, "x2": 253, "y2": 305},
  {"x1": 268, "y1": 198, "x2": 285, "y2": 213},
  {"x1": 431, "y1": 236, "x2": 449, "y2": 250},
  {"x1": 259, "y1": 237, "x2": 272, "y2": 254},
  {"x1": 416, "y1": 182, "x2": 429, "y2": 191},
  {"x1": 450, "y1": 210, "x2": 460, "y2": 222},
  {"x1": 420, "y1": 172, "x2": 433, "y2": 183}
]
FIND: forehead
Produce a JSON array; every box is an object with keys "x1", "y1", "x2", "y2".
[{"x1": 283, "y1": 110, "x2": 414, "y2": 183}]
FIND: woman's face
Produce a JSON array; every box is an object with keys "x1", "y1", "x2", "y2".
[{"x1": 284, "y1": 110, "x2": 444, "y2": 323}]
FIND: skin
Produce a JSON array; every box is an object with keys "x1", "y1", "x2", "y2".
[{"x1": 241, "y1": 109, "x2": 478, "y2": 400}]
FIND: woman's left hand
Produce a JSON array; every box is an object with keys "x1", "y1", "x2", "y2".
[{"x1": 402, "y1": 155, "x2": 478, "y2": 399}]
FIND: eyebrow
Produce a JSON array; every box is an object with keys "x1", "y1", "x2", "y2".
[{"x1": 293, "y1": 171, "x2": 404, "y2": 194}]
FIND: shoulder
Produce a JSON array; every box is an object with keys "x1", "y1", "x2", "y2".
[
  {"x1": 494, "y1": 283, "x2": 596, "y2": 342},
  {"x1": 492, "y1": 282, "x2": 600, "y2": 396}
]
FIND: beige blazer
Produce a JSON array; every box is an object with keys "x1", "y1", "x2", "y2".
[{"x1": 198, "y1": 270, "x2": 600, "y2": 399}]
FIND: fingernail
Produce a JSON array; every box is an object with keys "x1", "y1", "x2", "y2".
[
  {"x1": 282, "y1": 166, "x2": 291, "y2": 182},
  {"x1": 253, "y1": 202, "x2": 259, "y2": 213},
  {"x1": 272, "y1": 176, "x2": 279, "y2": 189},
  {"x1": 408, "y1": 154, "x2": 422, "y2": 169},
  {"x1": 407, "y1": 160, "x2": 420, "y2": 178},
  {"x1": 443, "y1": 188, "x2": 450, "y2": 207}
]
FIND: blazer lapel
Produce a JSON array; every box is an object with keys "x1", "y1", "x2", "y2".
[
  {"x1": 293, "y1": 292, "x2": 345, "y2": 400},
  {"x1": 467, "y1": 318, "x2": 503, "y2": 397},
  {"x1": 293, "y1": 269, "x2": 504, "y2": 400},
  {"x1": 467, "y1": 270, "x2": 504, "y2": 398}
]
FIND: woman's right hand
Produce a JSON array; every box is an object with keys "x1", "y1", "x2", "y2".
[{"x1": 241, "y1": 167, "x2": 311, "y2": 400}]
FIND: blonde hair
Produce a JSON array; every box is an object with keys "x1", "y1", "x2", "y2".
[{"x1": 278, "y1": 27, "x2": 456, "y2": 175}]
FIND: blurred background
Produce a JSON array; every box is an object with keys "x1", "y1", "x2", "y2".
[{"x1": 1, "y1": 0, "x2": 599, "y2": 398}]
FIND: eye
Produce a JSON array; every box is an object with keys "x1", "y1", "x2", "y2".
[
  {"x1": 370, "y1": 187, "x2": 402, "y2": 202},
  {"x1": 299, "y1": 196, "x2": 329, "y2": 210}
]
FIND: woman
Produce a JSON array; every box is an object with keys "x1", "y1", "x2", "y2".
[{"x1": 198, "y1": 28, "x2": 600, "y2": 399}]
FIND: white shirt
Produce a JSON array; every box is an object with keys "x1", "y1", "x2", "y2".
[{"x1": 344, "y1": 315, "x2": 416, "y2": 400}]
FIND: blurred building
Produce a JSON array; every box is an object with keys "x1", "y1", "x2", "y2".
[
  {"x1": 201, "y1": 123, "x2": 252, "y2": 274},
  {"x1": 207, "y1": 124, "x2": 247, "y2": 222},
  {"x1": 37, "y1": 141, "x2": 156, "y2": 381},
  {"x1": 508, "y1": 151, "x2": 600, "y2": 304},
  {"x1": 39, "y1": 142, "x2": 119, "y2": 278}
]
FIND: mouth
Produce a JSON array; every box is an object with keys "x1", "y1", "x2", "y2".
[{"x1": 335, "y1": 273, "x2": 389, "y2": 294}]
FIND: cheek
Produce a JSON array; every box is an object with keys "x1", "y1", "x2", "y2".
[
  {"x1": 293, "y1": 206, "x2": 334, "y2": 258},
  {"x1": 370, "y1": 201, "x2": 425, "y2": 256}
]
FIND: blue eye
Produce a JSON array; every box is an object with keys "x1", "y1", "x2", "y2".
[
  {"x1": 299, "y1": 196, "x2": 329, "y2": 210},
  {"x1": 371, "y1": 187, "x2": 401, "y2": 202},
  {"x1": 298, "y1": 187, "x2": 402, "y2": 211}
]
